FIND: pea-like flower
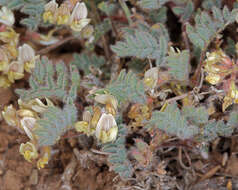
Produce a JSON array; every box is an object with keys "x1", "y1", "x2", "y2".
[
  {"x1": 144, "y1": 67, "x2": 158, "y2": 90},
  {"x1": 223, "y1": 81, "x2": 238, "y2": 111},
  {"x1": 204, "y1": 50, "x2": 232, "y2": 85},
  {"x1": 37, "y1": 146, "x2": 51, "y2": 169},
  {"x1": 0, "y1": 47, "x2": 9, "y2": 72},
  {"x1": 2, "y1": 104, "x2": 19, "y2": 127},
  {"x1": 95, "y1": 94, "x2": 118, "y2": 115},
  {"x1": 0, "y1": 75, "x2": 11, "y2": 88},
  {"x1": 18, "y1": 44, "x2": 38, "y2": 73},
  {"x1": 69, "y1": 2, "x2": 90, "y2": 32},
  {"x1": 56, "y1": 3, "x2": 71, "y2": 25},
  {"x1": 43, "y1": 0, "x2": 58, "y2": 24},
  {"x1": 19, "y1": 142, "x2": 38, "y2": 162},
  {"x1": 0, "y1": 7, "x2": 15, "y2": 26},
  {"x1": 5, "y1": 61, "x2": 24, "y2": 83},
  {"x1": 95, "y1": 113, "x2": 118, "y2": 143}
]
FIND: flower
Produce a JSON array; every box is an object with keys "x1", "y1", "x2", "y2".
[
  {"x1": 18, "y1": 44, "x2": 38, "y2": 72},
  {"x1": 144, "y1": 67, "x2": 158, "y2": 90},
  {"x1": 2, "y1": 104, "x2": 19, "y2": 126},
  {"x1": 0, "y1": 47, "x2": 9, "y2": 71},
  {"x1": 204, "y1": 50, "x2": 232, "y2": 85},
  {"x1": 5, "y1": 61, "x2": 24, "y2": 83},
  {"x1": 56, "y1": 3, "x2": 71, "y2": 25},
  {"x1": 95, "y1": 94, "x2": 118, "y2": 115},
  {"x1": 18, "y1": 98, "x2": 54, "y2": 114},
  {"x1": 0, "y1": 7, "x2": 15, "y2": 26},
  {"x1": 43, "y1": 0, "x2": 58, "y2": 24},
  {"x1": 20, "y1": 117, "x2": 37, "y2": 140},
  {"x1": 0, "y1": 75, "x2": 11, "y2": 88},
  {"x1": 37, "y1": 146, "x2": 51, "y2": 169},
  {"x1": 0, "y1": 27, "x2": 19, "y2": 45},
  {"x1": 95, "y1": 113, "x2": 118, "y2": 143},
  {"x1": 69, "y1": 2, "x2": 90, "y2": 32},
  {"x1": 19, "y1": 142, "x2": 38, "y2": 162},
  {"x1": 223, "y1": 81, "x2": 238, "y2": 111},
  {"x1": 81, "y1": 25, "x2": 94, "y2": 39}
]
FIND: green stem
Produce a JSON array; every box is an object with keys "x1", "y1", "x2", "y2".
[{"x1": 119, "y1": 0, "x2": 133, "y2": 26}]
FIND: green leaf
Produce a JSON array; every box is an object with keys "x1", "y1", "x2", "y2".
[
  {"x1": 15, "y1": 57, "x2": 80, "y2": 103},
  {"x1": 167, "y1": 49, "x2": 190, "y2": 81},
  {"x1": 186, "y1": 6, "x2": 238, "y2": 53},
  {"x1": 71, "y1": 53, "x2": 105, "y2": 75},
  {"x1": 34, "y1": 104, "x2": 77, "y2": 146},
  {"x1": 138, "y1": 0, "x2": 169, "y2": 10},
  {"x1": 111, "y1": 29, "x2": 168, "y2": 66},
  {"x1": 101, "y1": 69, "x2": 146, "y2": 105},
  {"x1": 102, "y1": 124, "x2": 133, "y2": 179},
  {"x1": 172, "y1": 1, "x2": 194, "y2": 21},
  {"x1": 146, "y1": 104, "x2": 199, "y2": 139}
]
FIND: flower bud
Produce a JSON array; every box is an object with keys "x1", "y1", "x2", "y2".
[
  {"x1": 18, "y1": 44, "x2": 38, "y2": 73},
  {"x1": 37, "y1": 146, "x2": 51, "y2": 169},
  {"x1": 56, "y1": 3, "x2": 70, "y2": 25},
  {"x1": 95, "y1": 113, "x2": 118, "y2": 143},
  {"x1": 2, "y1": 104, "x2": 19, "y2": 126},
  {"x1": 69, "y1": 2, "x2": 90, "y2": 32},
  {"x1": 0, "y1": 7, "x2": 15, "y2": 26},
  {"x1": 144, "y1": 67, "x2": 158, "y2": 90},
  {"x1": 19, "y1": 142, "x2": 38, "y2": 162},
  {"x1": 43, "y1": 0, "x2": 58, "y2": 24}
]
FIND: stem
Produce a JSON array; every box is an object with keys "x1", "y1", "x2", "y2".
[{"x1": 119, "y1": 0, "x2": 133, "y2": 26}]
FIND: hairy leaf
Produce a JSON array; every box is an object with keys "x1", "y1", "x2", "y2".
[
  {"x1": 167, "y1": 49, "x2": 190, "y2": 81},
  {"x1": 102, "y1": 69, "x2": 146, "y2": 104},
  {"x1": 147, "y1": 104, "x2": 200, "y2": 139},
  {"x1": 102, "y1": 124, "x2": 133, "y2": 179},
  {"x1": 186, "y1": 6, "x2": 238, "y2": 52},
  {"x1": 138, "y1": 0, "x2": 169, "y2": 10},
  {"x1": 34, "y1": 104, "x2": 77, "y2": 146},
  {"x1": 172, "y1": 1, "x2": 194, "y2": 21},
  {"x1": 71, "y1": 53, "x2": 105, "y2": 75},
  {"x1": 15, "y1": 57, "x2": 80, "y2": 104},
  {"x1": 111, "y1": 29, "x2": 168, "y2": 66}
]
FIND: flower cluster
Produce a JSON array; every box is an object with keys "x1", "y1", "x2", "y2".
[
  {"x1": 75, "y1": 94, "x2": 118, "y2": 143},
  {"x1": 43, "y1": 0, "x2": 90, "y2": 32},
  {"x1": 2, "y1": 98, "x2": 53, "y2": 169},
  {"x1": 203, "y1": 49, "x2": 238, "y2": 111},
  {"x1": 0, "y1": 7, "x2": 39, "y2": 88}
]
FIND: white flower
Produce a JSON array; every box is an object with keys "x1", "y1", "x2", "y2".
[
  {"x1": 20, "y1": 117, "x2": 36, "y2": 140},
  {"x1": 95, "y1": 113, "x2": 118, "y2": 143},
  {"x1": 144, "y1": 67, "x2": 158, "y2": 90},
  {"x1": 0, "y1": 7, "x2": 15, "y2": 26},
  {"x1": 69, "y1": 2, "x2": 90, "y2": 32},
  {"x1": 18, "y1": 44, "x2": 38, "y2": 72}
]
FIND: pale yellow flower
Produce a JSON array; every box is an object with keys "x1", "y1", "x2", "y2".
[
  {"x1": 0, "y1": 47, "x2": 9, "y2": 71},
  {"x1": 18, "y1": 44, "x2": 38, "y2": 73},
  {"x1": 69, "y1": 2, "x2": 90, "y2": 32},
  {"x1": 37, "y1": 146, "x2": 51, "y2": 169},
  {"x1": 144, "y1": 67, "x2": 158, "y2": 89},
  {"x1": 19, "y1": 142, "x2": 38, "y2": 162},
  {"x1": 56, "y1": 3, "x2": 71, "y2": 25},
  {"x1": 223, "y1": 81, "x2": 238, "y2": 111},
  {"x1": 0, "y1": 75, "x2": 11, "y2": 88},
  {"x1": 95, "y1": 113, "x2": 118, "y2": 143},
  {"x1": 5, "y1": 61, "x2": 24, "y2": 83},
  {"x1": 0, "y1": 7, "x2": 15, "y2": 26},
  {"x1": 94, "y1": 94, "x2": 118, "y2": 115},
  {"x1": 43, "y1": 0, "x2": 58, "y2": 24},
  {"x1": 2, "y1": 104, "x2": 19, "y2": 126},
  {"x1": 0, "y1": 27, "x2": 19, "y2": 45},
  {"x1": 18, "y1": 98, "x2": 53, "y2": 114}
]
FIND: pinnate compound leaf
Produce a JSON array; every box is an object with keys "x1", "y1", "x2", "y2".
[
  {"x1": 34, "y1": 104, "x2": 77, "y2": 146},
  {"x1": 15, "y1": 57, "x2": 80, "y2": 104},
  {"x1": 146, "y1": 104, "x2": 200, "y2": 139},
  {"x1": 111, "y1": 29, "x2": 168, "y2": 66},
  {"x1": 167, "y1": 49, "x2": 190, "y2": 81},
  {"x1": 138, "y1": 0, "x2": 169, "y2": 10},
  {"x1": 102, "y1": 124, "x2": 133, "y2": 179},
  {"x1": 102, "y1": 69, "x2": 146, "y2": 105},
  {"x1": 71, "y1": 53, "x2": 105, "y2": 75},
  {"x1": 186, "y1": 6, "x2": 238, "y2": 51}
]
